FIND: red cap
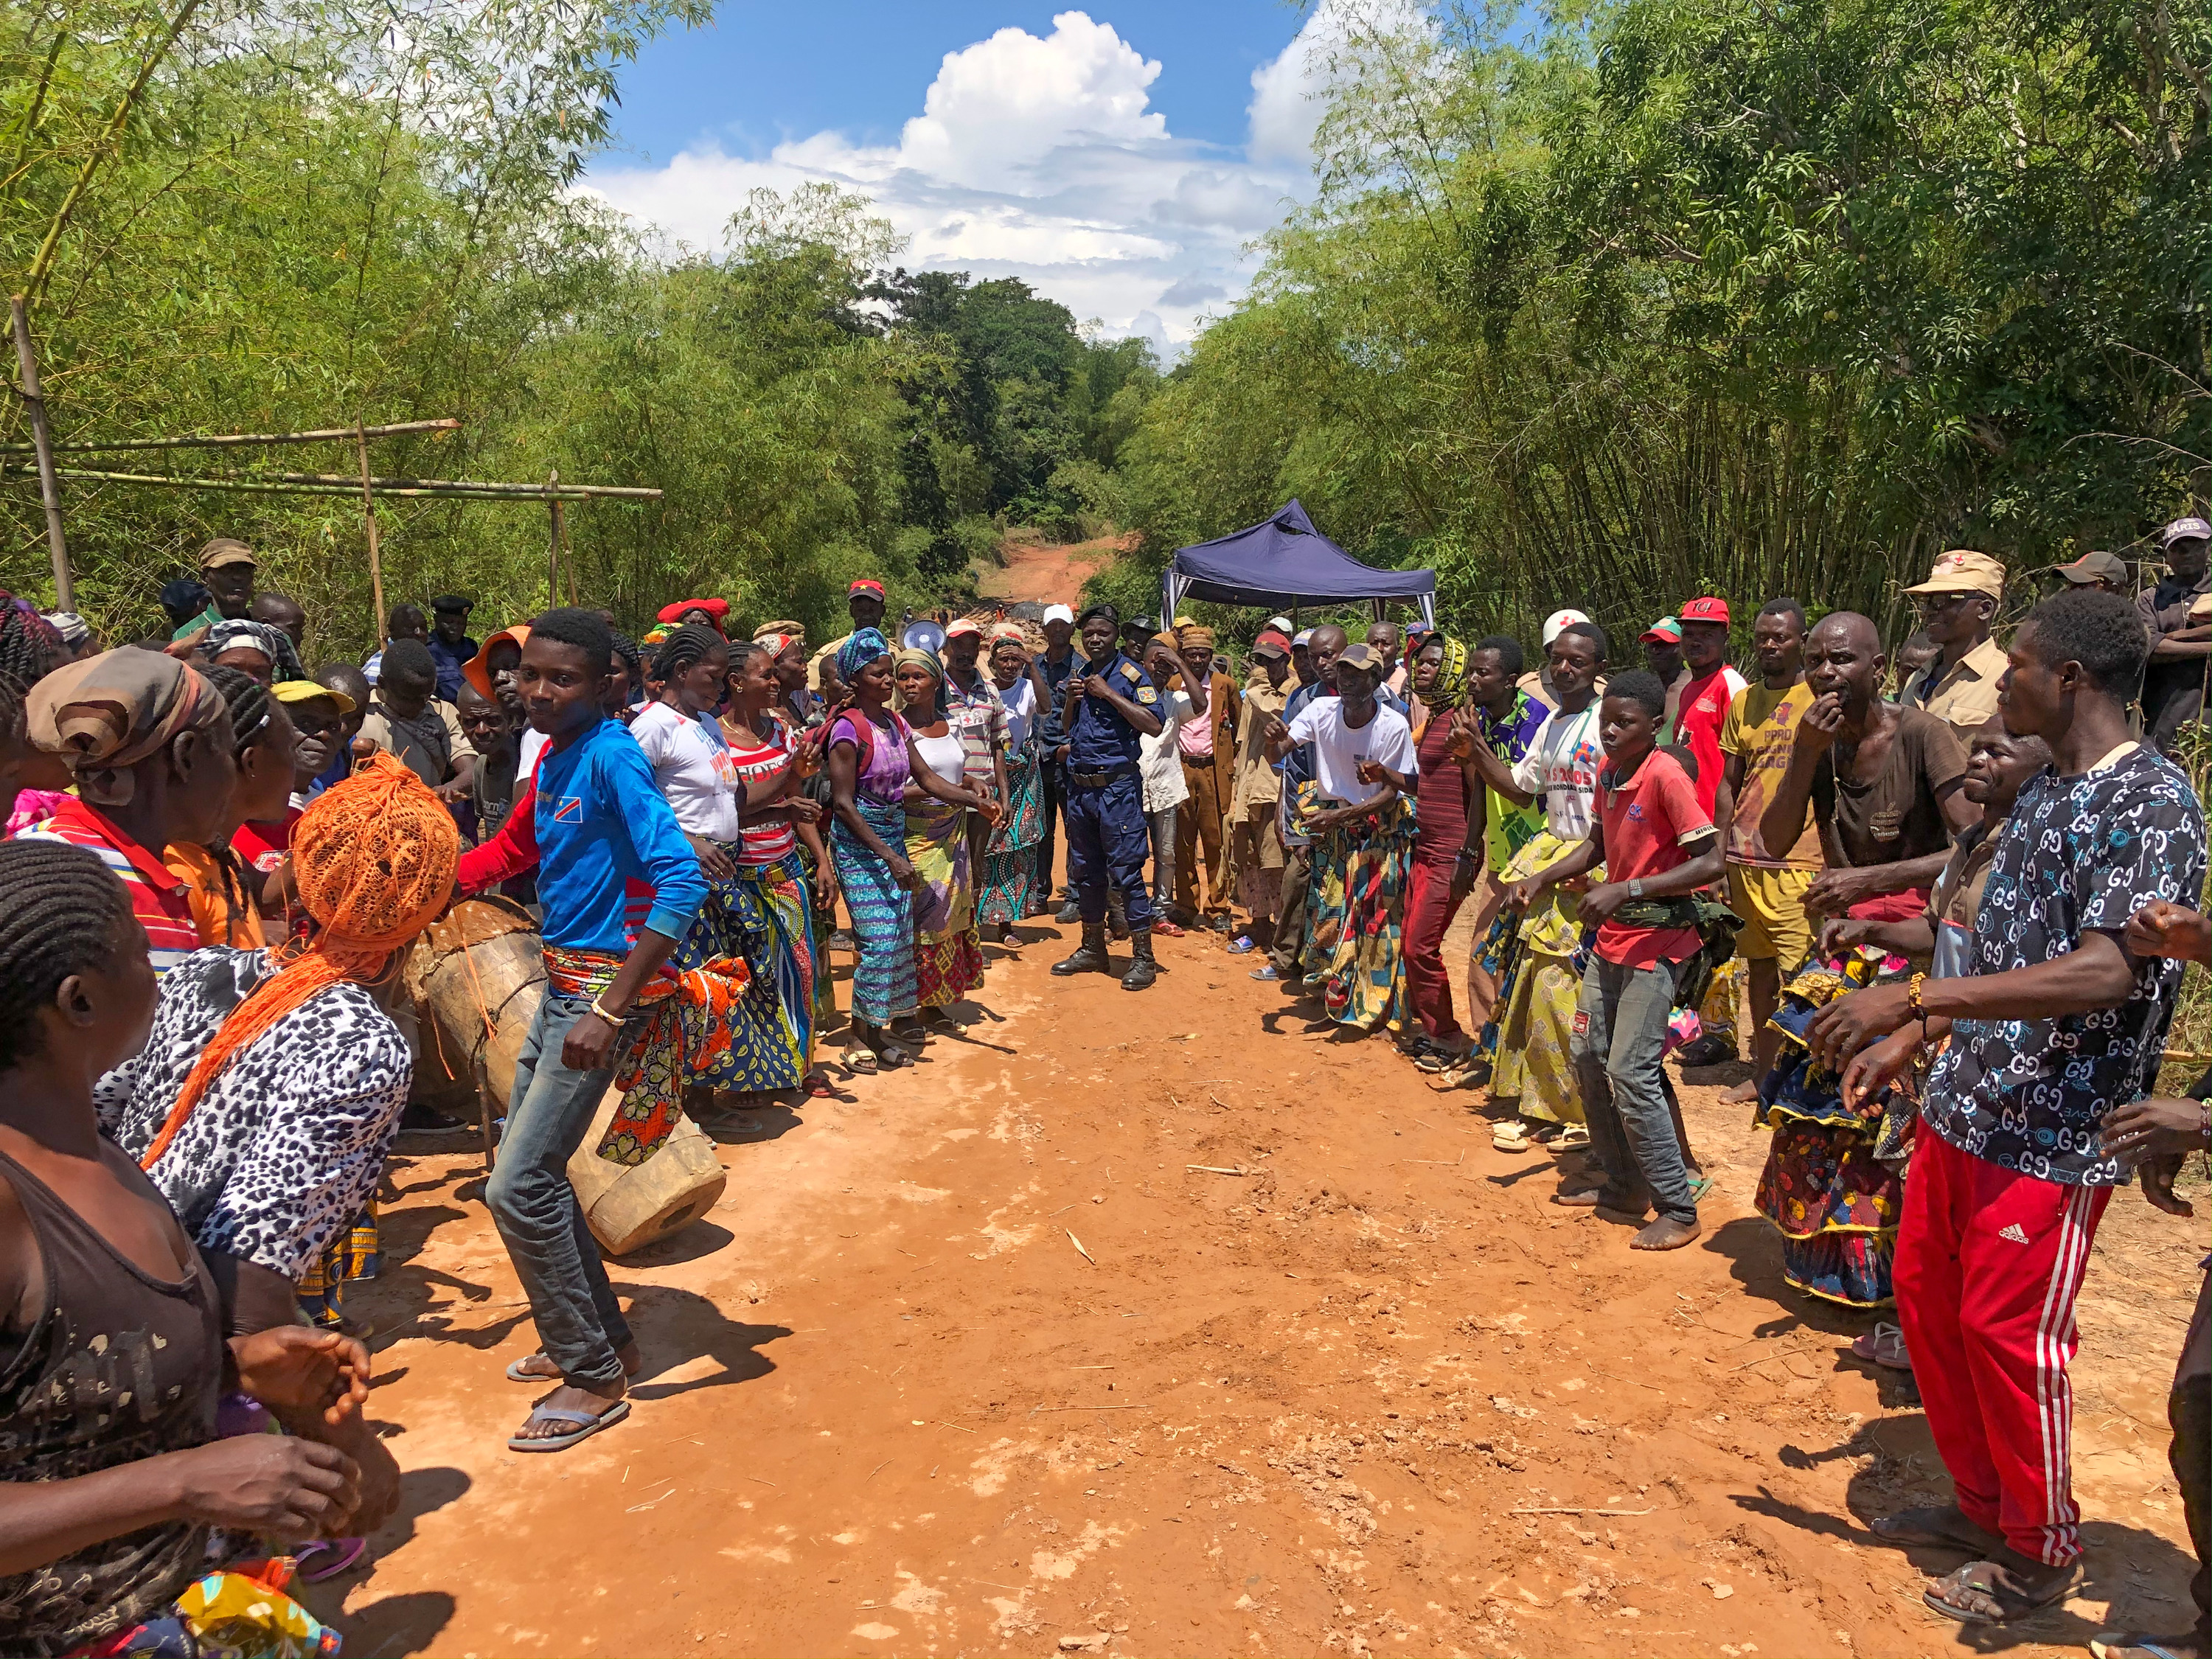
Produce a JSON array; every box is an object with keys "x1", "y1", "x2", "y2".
[
  {"x1": 849, "y1": 578, "x2": 886, "y2": 599},
  {"x1": 1680, "y1": 597, "x2": 1730, "y2": 625}
]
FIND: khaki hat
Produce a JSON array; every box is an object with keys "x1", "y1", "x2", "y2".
[
  {"x1": 1904, "y1": 548, "x2": 2006, "y2": 599},
  {"x1": 198, "y1": 537, "x2": 257, "y2": 571},
  {"x1": 2049, "y1": 550, "x2": 2128, "y2": 586},
  {"x1": 1336, "y1": 641, "x2": 1383, "y2": 672}
]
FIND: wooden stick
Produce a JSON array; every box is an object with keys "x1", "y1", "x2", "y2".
[
  {"x1": 5, "y1": 464, "x2": 659, "y2": 500},
  {"x1": 8, "y1": 296, "x2": 69, "y2": 610},
  {"x1": 0, "y1": 417, "x2": 462, "y2": 453},
  {"x1": 546, "y1": 476, "x2": 560, "y2": 605},
  {"x1": 358, "y1": 422, "x2": 386, "y2": 647},
  {"x1": 1185, "y1": 1164, "x2": 1246, "y2": 1175},
  {"x1": 1066, "y1": 1228, "x2": 1094, "y2": 1265},
  {"x1": 1509, "y1": 1506, "x2": 1653, "y2": 1516}
]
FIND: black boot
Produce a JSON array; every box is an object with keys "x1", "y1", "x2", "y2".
[
  {"x1": 1105, "y1": 888, "x2": 1130, "y2": 940},
  {"x1": 1054, "y1": 894, "x2": 1082, "y2": 924},
  {"x1": 1121, "y1": 928, "x2": 1159, "y2": 990},
  {"x1": 1054, "y1": 922, "x2": 1111, "y2": 976}
]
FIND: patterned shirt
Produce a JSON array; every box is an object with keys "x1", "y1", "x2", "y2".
[
  {"x1": 945, "y1": 669, "x2": 1009, "y2": 786},
  {"x1": 16, "y1": 797, "x2": 200, "y2": 976},
  {"x1": 1473, "y1": 689, "x2": 1549, "y2": 872},
  {"x1": 1922, "y1": 744, "x2": 2208, "y2": 1185},
  {"x1": 97, "y1": 947, "x2": 411, "y2": 1279}
]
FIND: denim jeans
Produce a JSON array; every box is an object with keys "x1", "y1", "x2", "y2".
[
  {"x1": 488, "y1": 992, "x2": 634, "y2": 1388},
  {"x1": 1570, "y1": 956, "x2": 1698, "y2": 1225}
]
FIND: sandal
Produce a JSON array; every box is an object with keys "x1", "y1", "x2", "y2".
[
  {"x1": 1492, "y1": 1119, "x2": 1533, "y2": 1152},
  {"x1": 877, "y1": 1041, "x2": 915, "y2": 1069},
  {"x1": 295, "y1": 1537, "x2": 369, "y2": 1584},
  {"x1": 1922, "y1": 1559, "x2": 2079, "y2": 1624},
  {"x1": 1851, "y1": 1321, "x2": 1914, "y2": 1371},
  {"x1": 1152, "y1": 918, "x2": 1187, "y2": 937},
  {"x1": 1556, "y1": 1123, "x2": 1590, "y2": 1148},
  {"x1": 1226, "y1": 935, "x2": 1259, "y2": 954},
  {"x1": 803, "y1": 1071, "x2": 837, "y2": 1099},
  {"x1": 2090, "y1": 1633, "x2": 2210, "y2": 1659},
  {"x1": 841, "y1": 1046, "x2": 879, "y2": 1075},
  {"x1": 507, "y1": 1397, "x2": 631, "y2": 1454}
]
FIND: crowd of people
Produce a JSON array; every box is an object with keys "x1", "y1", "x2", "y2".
[{"x1": 0, "y1": 518, "x2": 2208, "y2": 1658}]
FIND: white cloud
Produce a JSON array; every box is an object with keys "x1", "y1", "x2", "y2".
[{"x1": 581, "y1": 8, "x2": 1363, "y2": 351}]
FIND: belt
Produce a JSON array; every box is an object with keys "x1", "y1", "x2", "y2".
[{"x1": 1068, "y1": 764, "x2": 1136, "y2": 788}]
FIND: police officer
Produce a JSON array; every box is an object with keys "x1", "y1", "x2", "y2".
[{"x1": 1053, "y1": 602, "x2": 1166, "y2": 990}]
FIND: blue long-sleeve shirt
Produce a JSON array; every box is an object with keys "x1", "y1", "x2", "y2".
[{"x1": 532, "y1": 717, "x2": 705, "y2": 952}]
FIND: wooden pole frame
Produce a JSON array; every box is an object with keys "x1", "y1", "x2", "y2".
[
  {"x1": 1, "y1": 463, "x2": 659, "y2": 501},
  {"x1": 357, "y1": 422, "x2": 386, "y2": 646},
  {"x1": 9, "y1": 296, "x2": 71, "y2": 609},
  {"x1": 546, "y1": 471, "x2": 561, "y2": 606},
  {"x1": 0, "y1": 417, "x2": 462, "y2": 455}
]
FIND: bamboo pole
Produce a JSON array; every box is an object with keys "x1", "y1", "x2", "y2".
[
  {"x1": 8, "y1": 296, "x2": 71, "y2": 610},
  {"x1": 358, "y1": 424, "x2": 386, "y2": 646},
  {"x1": 2, "y1": 465, "x2": 659, "y2": 501},
  {"x1": 546, "y1": 476, "x2": 562, "y2": 606},
  {"x1": 0, "y1": 417, "x2": 462, "y2": 455}
]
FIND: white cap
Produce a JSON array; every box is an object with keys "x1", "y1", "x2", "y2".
[
  {"x1": 1541, "y1": 608, "x2": 1590, "y2": 646},
  {"x1": 1293, "y1": 628, "x2": 1314, "y2": 647},
  {"x1": 1267, "y1": 615, "x2": 1293, "y2": 633},
  {"x1": 1042, "y1": 603, "x2": 1074, "y2": 625}
]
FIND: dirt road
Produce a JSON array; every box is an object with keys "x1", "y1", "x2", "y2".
[{"x1": 327, "y1": 914, "x2": 2203, "y2": 1658}]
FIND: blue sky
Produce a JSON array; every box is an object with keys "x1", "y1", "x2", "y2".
[{"x1": 582, "y1": 3, "x2": 1385, "y2": 355}]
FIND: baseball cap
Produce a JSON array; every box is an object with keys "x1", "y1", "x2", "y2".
[
  {"x1": 1125, "y1": 613, "x2": 1158, "y2": 633},
  {"x1": 2049, "y1": 550, "x2": 2128, "y2": 585},
  {"x1": 1267, "y1": 615, "x2": 1293, "y2": 633},
  {"x1": 1042, "y1": 603, "x2": 1074, "y2": 625},
  {"x1": 1680, "y1": 597, "x2": 1731, "y2": 625},
  {"x1": 944, "y1": 618, "x2": 982, "y2": 640},
  {"x1": 1293, "y1": 629, "x2": 1314, "y2": 647},
  {"x1": 198, "y1": 537, "x2": 257, "y2": 571},
  {"x1": 1335, "y1": 641, "x2": 1382, "y2": 672},
  {"x1": 1541, "y1": 608, "x2": 1590, "y2": 646},
  {"x1": 1905, "y1": 549, "x2": 2006, "y2": 598},
  {"x1": 1640, "y1": 616, "x2": 1683, "y2": 645},
  {"x1": 2162, "y1": 517, "x2": 2212, "y2": 550},
  {"x1": 272, "y1": 678, "x2": 354, "y2": 714},
  {"x1": 848, "y1": 577, "x2": 886, "y2": 598},
  {"x1": 1252, "y1": 630, "x2": 1292, "y2": 660}
]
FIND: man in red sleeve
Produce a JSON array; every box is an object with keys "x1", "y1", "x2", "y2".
[{"x1": 1672, "y1": 597, "x2": 1747, "y2": 821}]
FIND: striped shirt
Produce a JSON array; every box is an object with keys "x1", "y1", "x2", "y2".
[
  {"x1": 18, "y1": 797, "x2": 201, "y2": 975},
  {"x1": 724, "y1": 722, "x2": 797, "y2": 866}
]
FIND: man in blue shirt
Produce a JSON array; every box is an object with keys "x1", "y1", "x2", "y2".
[
  {"x1": 459, "y1": 608, "x2": 706, "y2": 1453},
  {"x1": 1051, "y1": 602, "x2": 1166, "y2": 990},
  {"x1": 1036, "y1": 603, "x2": 1081, "y2": 921},
  {"x1": 427, "y1": 594, "x2": 479, "y2": 702}
]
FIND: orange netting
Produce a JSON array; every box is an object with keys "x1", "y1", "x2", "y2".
[{"x1": 139, "y1": 751, "x2": 462, "y2": 1170}]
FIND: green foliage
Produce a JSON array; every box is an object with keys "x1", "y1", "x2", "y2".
[{"x1": 1110, "y1": 0, "x2": 2212, "y2": 653}]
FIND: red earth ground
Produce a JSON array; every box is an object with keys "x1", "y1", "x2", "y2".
[{"x1": 315, "y1": 886, "x2": 2203, "y2": 1658}]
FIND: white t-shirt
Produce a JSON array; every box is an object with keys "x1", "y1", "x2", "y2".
[
  {"x1": 630, "y1": 702, "x2": 740, "y2": 841},
  {"x1": 998, "y1": 674, "x2": 1037, "y2": 754},
  {"x1": 1285, "y1": 698, "x2": 1417, "y2": 810},
  {"x1": 1511, "y1": 701, "x2": 1603, "y2": 843},
  {"x1": 518, "y1": 726, "x2": 549, "y2": 787},
  {"x1": 913, "y1": 727, "x2": 968, "y2": 789},
  {"x1": 1138, "y1": 688, "x2": 1193, "y2": 813}
]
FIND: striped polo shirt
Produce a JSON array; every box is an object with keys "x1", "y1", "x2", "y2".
[{"x1": 17, "y1": 796, "x2": 201, "y2": 975}]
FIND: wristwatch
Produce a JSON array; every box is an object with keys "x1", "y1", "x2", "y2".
[{"x1": 1627, "y1": 878, "x2": 1645, "y2": 900}]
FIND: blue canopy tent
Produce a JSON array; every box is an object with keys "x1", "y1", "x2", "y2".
[{"x1": 1161, "y1": 500, "x2": 1435, "y2": 629}]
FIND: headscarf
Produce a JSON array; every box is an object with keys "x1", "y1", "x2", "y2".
[
  {"x1": 1178, "y1": 624, "x2": 1216, "y2": 653},
  {"x1": 205, "y1": 617, "x2": 305, "y2": 683},
  {"x1": 893, "y1": 645, "x2": 950, "y2": 717},
  {"x1": 754, "y1": 619, "x2": 804, "y2": 658},
  {"x1": 656, "y1": 597, "x2": 730, "y2": 633},
  {"x1": 836, "y1": 626, "x2": 891, "y2": 682},
  {"x1": 138, "y1": 752, "x2": 459, "y2": 1170},
  {"x1": 44, "y1": 611, "x2": 88, "y2": 648},
  {"x1": 1421, "y1": 634, "x2": 1471, "y2": 712},
  {"x1": 988, "y1": 622, "x2": 1026, "y2": 647},
  {"x1": 27, "y1": 648, "x2": 226, "y2": 807}
]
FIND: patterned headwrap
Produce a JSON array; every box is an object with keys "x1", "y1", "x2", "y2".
[
  {"x1": 204, "y1": 617, "x2": 305, "y2": 684},
  {"x1": 988, "y1": 622, "x2": 1026, "y2": 646},
  {"x1": 27, "y1": 647, "x2": 226, "y2": 807},
  {"x1": 837, "y1": 626, "x2": 891, "y2": 681},
  {"x1": 1148, "y1": 631, "x2": 1180, "y2": 658},
  {"x1": 1422, "y1": 634, "x2": 1471, "y2": 712},
  {"x1": 893, "y1": 645, "x2": 950, "y2": 717},
  {"x1": 754, "y1": 620, "x2": 804, "y2": 658}
]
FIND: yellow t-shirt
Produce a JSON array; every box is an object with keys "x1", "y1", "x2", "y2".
[{"x1": 1718, "y1": 680, "x2": 1824, "y2": 871}]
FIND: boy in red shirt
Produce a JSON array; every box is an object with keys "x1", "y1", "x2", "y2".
[{"x1": 1509, "y1": 669, "x2": 1724, "y2": 1250}]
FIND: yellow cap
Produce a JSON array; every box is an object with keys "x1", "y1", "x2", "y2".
[{"x1": 1904, "y1": 548, "x2": 2006, "y2": 599}]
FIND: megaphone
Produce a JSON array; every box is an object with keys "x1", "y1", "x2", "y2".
[{"x1": 901, "y1": 619, "x2": 945, "y2": 655}]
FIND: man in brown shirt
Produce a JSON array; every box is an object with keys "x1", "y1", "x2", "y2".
[
  {"x1": 1762, "y1": 611, "x2": 1978, "y2": 919},
  {"x1": 1898, "y1": 549, "x2": 2011, "y2": 741},
  {"x1": 2136, "y1": 515, "x2": 2212, "y2": 754}
]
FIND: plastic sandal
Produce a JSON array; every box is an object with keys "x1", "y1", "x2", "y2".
[
  {"x1": 295, "y1": 1537, "x2": 368, "y2": 1584},
  {"x1": 508, "y1": 1397, "x2": 631, "y2": 1453},
  {"x1": 1226, "y1": 935, "x2": 1258, "y2": 953},
  {"x1": 803, "y1": 1071, "x2": 837, "y2": 1099},
  {"x1": 841, "y1": 1046, "x2": 878, "y2": 1075},
  {"x1": 1557, "y1": 1123, "x2": 1591, "y2": 1147},
  {"x1": 877, "y1": 1042, "x2": 915, "y2": 1069},
  {"x1": 1492, "y1": 1120, "x2": 1532, "y2": 1153},
  {"x1": 1851, "y1": 1321, "x2": 1913, "y2": 1370}
]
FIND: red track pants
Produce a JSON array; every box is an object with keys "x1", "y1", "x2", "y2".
[{"x1": 1893, "y1": 1130, "x2": 2112, "y2": 1567}]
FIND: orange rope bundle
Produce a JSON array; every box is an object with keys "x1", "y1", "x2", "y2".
[{"x1": 139, "y1": 751, "x2": 461, "y2": 1170}]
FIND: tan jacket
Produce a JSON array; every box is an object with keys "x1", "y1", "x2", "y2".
[
  {"x1": 1899, "y1": 635, "x2": 2008, "y2": 740},
  {"x1": 1178, "y1": 670, "x2": 1242, "y2": 812}
]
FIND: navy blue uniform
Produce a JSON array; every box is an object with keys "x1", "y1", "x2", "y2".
[{"x1": 1061, "y1": 650, "x2": 1159, "y2": 929}]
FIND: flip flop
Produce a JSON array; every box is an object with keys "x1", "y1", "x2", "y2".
[
  {"x1": 505, "y1": 1354, "x2": 560, "y2": 1382},
  {"x1": 1923, "y1": 1559, "x2": 2079, "y2": 1624},
  {"x1": 508, "y1": 1397, "x2": 631, "y2": 1453},
  {"x1": 2090, "y1": 1633, "x2": 2207, "y2": 1659},
  {"x1": 1492, "y1": 1120, "x2": 1532, "y2": 1152},
  {"x1": 295, "y1": 1537, "x2": 369, "y2": 1584},
  {"x1": 1851, "y1": 1321, "x2": 1914, "y2": 1371},
  {"x1": 803, "y1": 1071, "x2": 837, "y2": 1099},
  {"x1": 1686, "y1": 1175, "x2": 1715, "y2": 1203}
]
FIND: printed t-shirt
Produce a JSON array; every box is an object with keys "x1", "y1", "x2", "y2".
[
  {"x1": 1284, "y1": 698, "x2": 1417, "y2": 812},
  {"x1": 630, "y1": 701, "x2": 741, "y2": 841},
  {"x1": 17, "y1": 797, "x2": 199, "y2": 976},
  {"x1": 1718, "y1": 681, "x2": 1823, "y2": 870},
  {"x1": 1811, "y1": 707, "x2": 1967, "y2": 869},
  {"x1": 1671, "y1": 664, "x2": 1747, "y2": 818},
  {"x1": 1593, "y1": 750, "x2": 1714, "y2": 968},
  {"x1": 1511, "y1": 702, "x2": 1603, "y2": 844},
  {"x1": 1474, "y1": 690, "x2": 1549, "y2": 873},
  {"x1": 231, "y1": 808, "x2": 299, "y2": 877},
  {"x1": 1923, "y1": 743, "x2": 2207, "y2": 1185},
  {"x1": 723, "y1": 721, "x2": 798, "y2": 866}
]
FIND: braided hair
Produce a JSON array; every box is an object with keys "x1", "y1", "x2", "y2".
[
  {"x1": 0, "y1": 592, "x2": 67, "y2": 695},
  {"x1": 610, "y1": 630, "x2": 645, "y2": 695},
  {"x1": 652, "y1": 622, "x2": 726, "y2": 683},
  {"x1": 0, "y1": 840, "x2": 134, "y2": 1071},
  {"x1": 201, "y1": 663, "x2": 275, "y2": 759}
]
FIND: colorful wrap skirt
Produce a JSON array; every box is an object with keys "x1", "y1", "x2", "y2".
[
  {"x1": 715, "y1": 849, "x2": 820, "y2": 1091},
  {"x1": 907, "y1": 796, "x2": 985, "y2": 1007},
  {"x1": 978, "y1": 744, "x2": 1044, "y2": 927},
  {"x1": 296, "y1": 1203, "x2": 378, "y2": 1330},
  {"x1": 1297, "y1": 787, "x2": 1417, "y2": 1031},
  {"x1": 832, "y1": 796, "x2": 917, "y2": 1027},
  {"x1": 1484, "y1": 830, "x2": 1595, "y2": 1124}
]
